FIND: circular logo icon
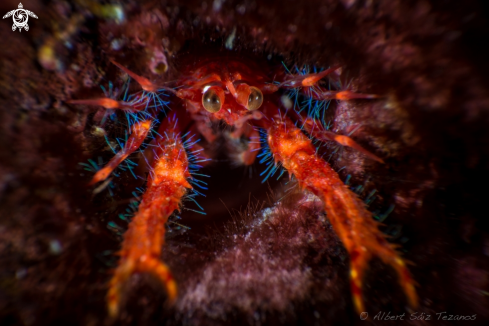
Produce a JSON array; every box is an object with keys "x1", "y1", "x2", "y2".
[{"x1": 360, "y1": 312, "x2": 368, "y2": 320}]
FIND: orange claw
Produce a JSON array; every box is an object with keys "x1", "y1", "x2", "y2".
[
  {"x1": 111, "y1": 60, "x2": 157, "y2": 93},
  {"x1": 67, "y1": 98, "x2": 133, "y2": 110},
  {"x1": 107, "y1": 124, "x2": 191, "y2": 317},
  {"x1": 333, "y1": 135, "x2": 384, "y2": 164},
  {"x1": 267, "y1": 117, "x2": 417, "y2": 313},
  {"x1": 301, "y1": 65, "x2": 341, "y2": 87},
  {"x1": 281, "y1": 65, "x2": 341, "y2": 88},
  {"x1": 330, "y1": 90, "x2": 380, "y2": 100},
  {"x1": 89, "y1": 120, "x2": 152, "y2": 186},
  {"x1": 306, "y1": 90, "x2": 380, "y2": 101},
  {"x1": 302, "y1": 118, "x2": 384, "y2": 164}
]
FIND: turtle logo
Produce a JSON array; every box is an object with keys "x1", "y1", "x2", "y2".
[{"x1": 3, "y1": 3, "x2": 38, "y2": 32}]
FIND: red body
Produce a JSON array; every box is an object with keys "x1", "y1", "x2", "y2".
[{"x1": 69, "y1": 56, "x2": 417, "y2": 318}]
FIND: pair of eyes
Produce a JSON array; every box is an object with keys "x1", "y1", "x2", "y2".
[{"x1": 202, "y1": 86, "x2": 264, "y2": 113}]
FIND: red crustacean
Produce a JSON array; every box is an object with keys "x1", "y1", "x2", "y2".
[{"x1": 68, "y1": 53, "x2": 418, "y2": 317}]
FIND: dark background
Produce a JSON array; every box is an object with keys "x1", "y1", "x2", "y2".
[{"x1": 0, "y1": 0, "x2": 488, "y2": 325}]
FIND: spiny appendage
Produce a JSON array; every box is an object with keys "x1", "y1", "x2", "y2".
[
  {"x1": 267, "y1": 118, "x2": 417, "y2": 313},
  {"x1": 314, "y1": 89, "x2": 380, "y2": 101},
  {"x1": 302, "y1": 117, "x2": 384, "y2": 164},
  {"x1": 282, "y1": 66, "x2": 379, "y2": 100},
  {"x1": 281, "y1": 65, "x2": 341, "y2": 88},
  {"x1": 107, "y1": 128, "x2": 192, "y2": 317},
  {"x1": 111, "y1": 60, "x2": 157, "y2": 93},
  {"x1": 67, "y1": 60, "x2": 167, "y2": 111},
  {"x1": 66, "y1": 98, "x2": 136, "y2": 110},
  {"x1": 89, "y1": 120, "x2": 152, "y2": 186},
  {"x1": 110, "y1": 60, "x2": 175, "y2": 112}
]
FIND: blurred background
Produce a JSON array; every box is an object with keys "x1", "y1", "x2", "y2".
[{"x1": 1, "y1": 0, "x2": 489, "y2": 325}]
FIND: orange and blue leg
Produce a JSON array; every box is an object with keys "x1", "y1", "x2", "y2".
[
  {"x1": 281, "y1": 65, "x2": 379, "y2": 101},
  {"x1": 89, "y1": 119, "x2": 152, "y2": 185},
  {"x1": 107, "y1": 123, "x2": 192, "y2": 317},
  {"x1": 68, "y1": 62, "x2": 187, "y2": 317},
  {"x1": 266, "y1": 117, "x2": 417, "y2": 313},
  {"x1": 301, "y1": 117, "x2": 384, "y2": 163}
]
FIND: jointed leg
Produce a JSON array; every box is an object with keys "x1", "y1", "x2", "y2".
[
  {"x1": 66, "y1": 98, "x2": 136, "y2": 110},
  {"x1": 67, "y1": 60, "x2": 168, "y2": 111},
  {"x1": 89, "y1": 120, "x2": 152, "y2": 185},
  {"x1": 281, "y1": 65, "x2": 341, "y2": 88},
  {"x1": 108, "y1": 124, "x2": 192, "y2": 317},
  {"x1": 267, "y1": 117, "x2": 417, "y2": 313},
  {"x1": 280, "y1": 65, "x2": 379, "y2": 100},
  {"x1": 302, "y1": 117, "x2": 384, "y2": 163},
  {"x1": 111, "y1": 60, "x2": 158, "y2": 93},
  {"x1": 313, "y1": 90, "x2": 380, "y2": 101}
]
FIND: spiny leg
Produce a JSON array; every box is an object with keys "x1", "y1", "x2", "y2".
[
  {"x1": 66, "y1": 98, "x2": 136, "y2": 110},
  {"x1": 281, "y1": 66, "x2": 379, "y2": 101},
  {"x1": 89, "y1": 119, "x2": 152, "y2": 186},
  {"x1": 312, "y1": 89, "x2": 380, "y2": 101},
  {"x1": 111, "y1": 60, "x2": 158, "y2": 93},
  {"x1": 266, "y1": 117, "x2": 417, "y2": 313},
  {"x1": 108, "y1": 122, "x2": 192, "y2": 317},
  {"x1": 67, "y1": 96, "x2": 150, "y2": 126},
  {"x1": 281, "y1": 65, "x2": 341, "y2": 88},
  {"x1": 302, "y1": 117, "x2": 384, "y2": 163}
]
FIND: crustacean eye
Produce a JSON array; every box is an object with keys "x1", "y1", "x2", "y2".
[
  {"x1": 247, "y1": 86, "x2": 263, "y2": 111},
  {"x1": 202, "y1": 87, "x2": 223, "y2": 113}
]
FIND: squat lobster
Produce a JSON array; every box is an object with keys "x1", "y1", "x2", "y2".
[{"x1": 69, "y1": 55, "x2": 417, "y2": 317}]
